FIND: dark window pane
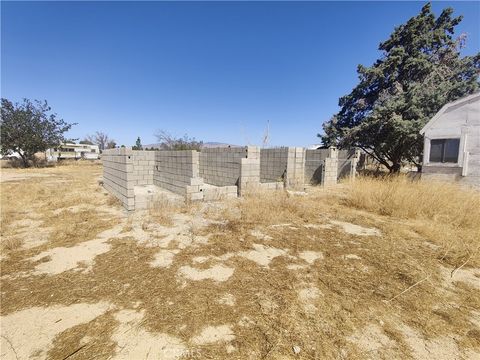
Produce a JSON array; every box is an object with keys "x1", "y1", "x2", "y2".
[
  {"x1": 430, "y1": 139, "x2": 443, "y2": 162},
  {"x1": 444, "y1": 138, "x2": 459, "y2": 163}
]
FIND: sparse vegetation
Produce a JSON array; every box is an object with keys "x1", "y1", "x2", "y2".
[{"x1": 1, "y1": 163, "x2": 479, "y2": 359}]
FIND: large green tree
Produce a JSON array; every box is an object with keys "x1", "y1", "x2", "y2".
[
  {"x1": 1, "y1": 98, "x2": 75, "y2": 167},
  {"x1": 320, "y1": 3, "x2": 480, "y2": 172}
]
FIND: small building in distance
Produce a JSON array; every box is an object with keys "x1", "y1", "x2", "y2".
[
  {"x1": 46, "y1": 143, "x2": 100, "y2": 162},
  {"x1": 420, "y1": 92, "x2": 480, "y2": 187}
]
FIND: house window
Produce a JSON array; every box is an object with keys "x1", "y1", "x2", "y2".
[{"x1": 429, "y1": 138, "x2": 460, "y2": 163}]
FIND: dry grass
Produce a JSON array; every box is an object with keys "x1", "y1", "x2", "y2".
[
  {"x1": 146, "y1": 194, "x2": 199, "y2": 228},
  {"x1": 1, "y1": 166, "x2": 479, "y2": 359},
  {"x1": 1, "y1": 237, "x2": 23, "y2": 251},
  {"x1": 147, "y1": 195, "x2": 180, "y2": 226},
  {"x1": 345, "y1": 176, "x2": 480, "y2": 228},
  {"x1": 344, "y1": 176, "x2": 480, "y2": 268},
  {"x1": 0, "y1": 163, "x2": 122, "y2": 272}
]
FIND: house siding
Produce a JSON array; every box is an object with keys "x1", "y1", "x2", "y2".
[{"x1": 421, "y1": 93, "x2": 480, "y2": 187}]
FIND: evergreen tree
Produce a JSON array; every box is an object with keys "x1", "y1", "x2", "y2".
[
  {"x1": 320, "y1": 3, "x2": 480, "y2": 172},
  {"x1": 134, "y1": 136, "x2": 143, "y2": 150}
]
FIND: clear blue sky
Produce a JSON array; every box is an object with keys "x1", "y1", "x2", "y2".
[{"x1": 2, "y1": 1, "x2": 479, "y2": 147}]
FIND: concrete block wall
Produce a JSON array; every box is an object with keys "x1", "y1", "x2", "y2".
[
  {"x1": 260, "y1": 147, "x2": 306, "y2": 189},
  {"x1": 322, "y1": 147, "x2": 339, "y2": 187},
  {"x1": 103, "y1": 145, "x2": 351, "y2": 210},
  {"x1": 285, "y1": 147, "x2": 306, "y2": 188},
  {"x1": 102, "y1": 147, "x2": 135, "y2": 211},
  {"x1": 304, "y1": 149, "x2": 329, "y2": 185},
  {"x1": 337, "y1": 149, "x2": 359, "y2": 181},
  {"x1": 239, "y1": 146, "x2": 261, "y2": 195},
  {"x1": 260, "y1": 147, "x2": 288, "y2": 183},
  {"x1": 132, "y1": 151, "x2": 155, "y2": 186},
  {"x1": 199, "y1": 147, "x2": 247, "y2": 187},
  {"x1": 153, "y1": 150, "x2": 204, "y2": 200}
]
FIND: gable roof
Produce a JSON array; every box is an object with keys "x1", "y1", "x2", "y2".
[{"x1": 420, "y1": 92, "x2": 480, "y2": 134}]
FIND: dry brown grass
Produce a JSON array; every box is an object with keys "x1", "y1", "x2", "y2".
[
  {"x1": 146, "y1": 194, "x2": 200, "y2": 228},
  {"x1": 147, "y1": 195, "x2": 179, "y2": 226},
  {"x1": 200, "y1": 185, "x2": 478, "y2": 357},
  {"x1": 1, "y1": 237, "x2": 23, "y2": 252},
  {"x1": 0, "y1": 163, "x2": 122, "y2": 273},
  {"x1": 344, "y1": 176, "x2": 480, "y2": 268},
  {"x1": 1, "y1": 166, "x2": 479, "y2": 359},
  {"x1": 345, "y1": 176, "x2": 480, "y2": 228}
]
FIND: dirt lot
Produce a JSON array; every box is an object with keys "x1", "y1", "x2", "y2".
[{"x1": 1, "y1": 162, "x2": 479, "y2": 359}]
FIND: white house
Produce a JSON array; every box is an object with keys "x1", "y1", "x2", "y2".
[
  {"x1": 46, "y1": 143, "x2": 100, "y2": 162},
  {"x1": 420, "y1": 92, "x2": 480, "y2": 187}
]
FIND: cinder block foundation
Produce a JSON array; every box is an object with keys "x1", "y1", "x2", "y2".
[{"x1": 103, "y1": 145, "x2": 354, "y2": 211}]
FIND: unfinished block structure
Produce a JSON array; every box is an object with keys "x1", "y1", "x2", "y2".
[
  {"x1": 102, "y1": 148, "x2": 155, "y2": 211},
  {"x1": 154, "y1": 150, "x2": 204, "y2": 201},
  {"x1": 103, "y1": 146, "x2": 359, "y2": 210},
  {"x1": 259, "y1": 147, "x2": 305, "y2": 189}
]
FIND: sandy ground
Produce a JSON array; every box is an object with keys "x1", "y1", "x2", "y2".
[{"x1": 1, "y1": 165, "x2": 479, "y2": 359}]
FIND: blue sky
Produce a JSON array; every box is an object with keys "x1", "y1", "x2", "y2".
[{"x1": 2, "y1": 1, "x2": 479, "y2": 147}]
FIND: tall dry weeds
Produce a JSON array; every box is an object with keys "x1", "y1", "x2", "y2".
[
  {"x1": 344, "y1": 176, "x2": 480, "y2": 228},
  {"x1": 344, "y1": 176, "x2": 480, "y2": 267}
]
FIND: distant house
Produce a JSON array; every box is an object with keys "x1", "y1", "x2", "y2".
[
  {"x1": 0, "y1": 149, "x2": 22, "y2": 160},
  {"x1": 420, "y1": 92, "x2": 480, "y2": 187},
  {"x1": 46, "y1": 143, "x2": 100, "y2": 161}
]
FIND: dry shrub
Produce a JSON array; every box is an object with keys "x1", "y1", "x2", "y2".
[
  {"x1": 0, "y1": 157, "x2": 55, "y2": 168},
  {"x1": 0, "y1": 159, "x2": 14, "y2": 168},
  {"x1": 106, "y1": 195, "x2": 122, "y2": 207},
  {"x1": 344, "y1": 176, "x2": 480, "y2": 228},
  {"x1": 1, "y1": 157, "x2": 25, "y2": 168},
  {"x1": 148, "y1": 195, "x2": 181, "y2": 226}
]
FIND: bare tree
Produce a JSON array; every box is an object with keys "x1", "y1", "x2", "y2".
[
  {"x1": 85, "y1": 131, "x2": 115, "y2": 151},
  {"x1": 106, "y1": 140, "x2": 116, "y2": 149},
  {"x1": 155, "y1": 130, "x2": 203, "y2": 151}
]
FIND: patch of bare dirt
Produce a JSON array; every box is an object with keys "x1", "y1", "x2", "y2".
[
  {"x1": 178, "y1": 264, "x2": 235, "y2": 282},
  {"x1": 111, "y1": 309, "x2": 187, "y2": 360},
  {"x1": 0, "y1": 302, "x2": 111, "y2": 359},
  {"x1": 330, "y1": 220, "x2": 381, "y2": 236},
  {"x1": 191, "y1": 325, "x2": 235, "y2": 345}
]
